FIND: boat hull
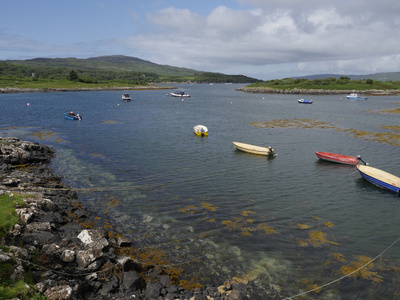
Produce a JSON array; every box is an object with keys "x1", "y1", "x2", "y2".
[
  {"x1": 357, "y1": 165, "x2": 400, "y2": 194},
  {"x1": 170, "y1": 92, "x2": 190, "y2": 97},
  {"x1": 346, "y1": 93, "x2": 367, "y2": 100},
  {"x1": 122, "y1": 93, "x2": 131, "y2": 101},
  {"x1": 233, "y1": 142, "x2": 274, "y2": 156},
  {"x1": 298, "y1": 99, "x2": 313, "y2": 104},
  {"x1": 315, "y1": 151, "x2": 359, "y2": 165},
  {"x1": 194, "y1": 125, "x2": 208, "y2": 136},
  {"x1": 64, "y1": 112, "x2": 82, "y2": 120}
]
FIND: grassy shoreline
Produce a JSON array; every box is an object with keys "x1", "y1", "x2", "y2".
[{"x1": 240, "y1": 77, "x2": 400, "y2": 95}]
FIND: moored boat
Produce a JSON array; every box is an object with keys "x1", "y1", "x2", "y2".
[
  {"x1": 356, "y1": 165, "x2": 400, "y2": 195},
  {"x1": 298, "y1": 99, "x2": 313, "y2": 104},
  {"x1": 169, "y1": 91, "x2": 191, "y2": 97},
  {"x1": 233, "y1": 142, "x2": 275, "y2": 157},
  {"x1": 315, "y1": 151, "x2": 366, "y2": 165},
  {"x1": 122, "y1": 93, "x2": 131, "y2": 102},
  {"x1": 64, "y1": 111, "x2": 82, "y2": 120},
  {"x1": 346, "y1": 92, "x2": 367, "y2": 100},
  {"x1": 194, "y1": 125, "x2": 208, "y2": 136}
]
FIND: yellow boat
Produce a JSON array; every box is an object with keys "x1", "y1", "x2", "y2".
[
  {"x1": 233, "y1": 142, "x2": 275, "y2": 156},
  {"x1": 194, "y1": 125, "x2": 208, "y2": 136}
]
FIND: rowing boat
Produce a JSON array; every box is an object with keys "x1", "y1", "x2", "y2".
[
  {"x1": 233, "y1": 142, "x2": 275, "y2": 156},
  {"x1": 315, "y1": 151, "x2": 361, "y2": 165},
  {"x1": 356, "y1": 165, "x2": 400, "y2": 194}
]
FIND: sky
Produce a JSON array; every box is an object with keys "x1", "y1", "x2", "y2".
[{"x1": 1, "y1": 0, "x2": 400, "y2": 80}]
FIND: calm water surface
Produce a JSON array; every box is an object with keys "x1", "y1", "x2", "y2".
[{"x1": 1, "y1": 84, "x2": 400, "y2": 299}]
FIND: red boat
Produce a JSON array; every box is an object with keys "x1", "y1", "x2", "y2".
[{"x1": 315, "y1": 151, "x2": 366, "y2": 165}]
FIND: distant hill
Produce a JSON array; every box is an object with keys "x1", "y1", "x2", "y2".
[
  {"x1": 4, "y1": 55, "x2": 261, "y2": 83},
  {"x1": 292, "y1": 72, "x2": 400, "y2": 82},
  {"x1": 6, "y1": 55, "x2": 199, "y2": 77}
]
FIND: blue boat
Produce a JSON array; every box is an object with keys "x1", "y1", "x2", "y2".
[
  {"x1": 298, "y1": 99, "x2": 313, "y2": 104},
  {"x1": 64, "y1": 111, "x2": 82, "y2": 120},
  {"x1": 357, "y1": 165, "x2": 400, "y2": 194}
]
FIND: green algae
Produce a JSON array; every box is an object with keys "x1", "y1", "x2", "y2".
[
  {"x1": 29, "y1": 130, "x2": 66, "y2": 143},
  {"x1": 340, "y1": 255, "x2": 383, "y2": 283},
  {"x1": 251, "y1": 118, "x2": 337, "y2": 129},
  {"x1": 251, "y1": 118, "x2": 400, "y2": 146}
]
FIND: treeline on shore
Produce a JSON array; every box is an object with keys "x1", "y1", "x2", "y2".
[
  {"x1": 246, "y1": 76, "x2": 400, "y2": 92},
  {"x1": 0, "y1": 61, "x2": 260, "y2": 89}
]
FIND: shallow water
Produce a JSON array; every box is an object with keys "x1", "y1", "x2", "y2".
[{"x1": 1, "y1": 84, "x2": 400, "y2": 299}]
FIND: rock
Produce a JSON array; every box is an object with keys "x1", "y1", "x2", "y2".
[
  {"x1": 11, "y1": 264, "x2": 25, "y2": 281},
  {"x1": 44, "y1": 285, "x2": 73, "y2": 300},
  {"x1": 226, "y1": 289, "x2": 243, "y2": 300},
  {"x1": 145, "y1": 282, "x2": 162, "y2": 299},
  {"x1": 40, "y1": 198, "x2": 56, "y2": 211},
  {"x1": 123, "y1": 271, "x2": 140, "y2": 290},
  {"x1": 0, "y1": 249, "x2": 11, "y2": 262},
  {"x1": 42, "y1": 243, "x2": 60, "y2": 255},
  {"x1": 21, "y1": 231, "x2": 59, "y2": 246},
  {"x1": 61, "y1": 249, "x2": 75, "y2": 263},
  {"x1": 9, "y1": 246, "x2": 29, "y2": 260},
  {"x1": 99, "y1": 276, "x2": 119, "y2": 296},
  {"x1": 76, "y1": 249, "x2": 103, "y2": 269},
  {"x1": 117, "y1": 236, "x2": 132, "y2": 247},
  {"x1": 160, "y1": 275, "x2": 171, "y2": 288},
  {"x1": 77, "y1": 229, "x2": 109, "y2": 250}
]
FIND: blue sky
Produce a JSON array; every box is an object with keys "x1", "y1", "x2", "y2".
[{"x1": 1, "y1": 0, "x2": 400, "y2": 80}]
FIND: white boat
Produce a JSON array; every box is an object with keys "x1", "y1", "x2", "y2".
[
  {"x1": 194, "y1": 125, "x2": 208, "y2": 136},
  {"x1": 233, "y1": 142, "x2": 275, "y2": 157},
  {"x1": 169, "y1": 91, "x2": 191, "y2": 98},
  {"x1": 298, "y1": 99, "x2": 313, "y2": 104},
  {"x1": 346, "y1": 92, "x2": 367, "y2": 100},
  {"x1": 122, "y1": 93, "x2": 131, "y2": 101}
]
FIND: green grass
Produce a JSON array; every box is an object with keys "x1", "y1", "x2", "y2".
[
  {"x1": 0, "y1": 77, "x2": 141, "y2": 89},
  {"x1": 0, "y1": 194, "x2": 24, "y2": 238},
  {"x1": 247, "y1": 77, "x2": 400, "y2": 91},
  {"x1": 0, "y1": 194, "x2": 45, "y2": 299}
]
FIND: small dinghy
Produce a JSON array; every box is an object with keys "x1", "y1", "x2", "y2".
[
  {"x1": 315, "y1": 151, "x2": 367, "y2": 165},
  {"x1": 64, "y1": 111, "x2": 82, "y2": 120},
  {"x1": 357, "y1": 165, "x2": 400, "y2": 195},
  {"x1": 122, "y1": 93, "x2": 131, "y2": 102},
  {"x1": 298, "y1": 99, "x2": 313, "y2": 104},
  {"x1": 194, "y1": 125, "x2": 208, "y2": 136},
  {"x1": 233, "y1": 142, "x2": 275, "y2": 157}
]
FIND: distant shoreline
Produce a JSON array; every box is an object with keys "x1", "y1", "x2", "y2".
[
  {"x1": 0, "y1": 85, "x2": 174, "y2": 94},
  {"x1": 236, "y1": 86, "x2": 400, "y2": 95}
]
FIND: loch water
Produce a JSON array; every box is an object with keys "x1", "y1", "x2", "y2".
[{"x1": 1, "y1": 84, "x2": 400, "y2": 299}]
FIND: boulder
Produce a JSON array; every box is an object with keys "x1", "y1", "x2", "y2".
[
  {"x1": 44, "y1": 285, "x2": 73, "y2": 300},
  {"x1": 145, "y1": 282, "x2": 162, "y2": 299},
  {"x1": 77, "y1": 229, "x2": 109, "y2": 250},
  {"x1": 76, "y1": 249, "x2": 103, "y2": 269},
  {"x1": 61, "y1": 249, "x2": 75, "y2": 263},
  {"x1": 123, "y1": 271, "x2": 140, "y2": 290}
]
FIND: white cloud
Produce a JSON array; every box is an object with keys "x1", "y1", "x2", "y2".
[
  {"x1": 135, "y1": 2, "x2": 399, "y2": 74},
  {"x1": 2, "y1": 1, "x2": 400, "y2": 79}
]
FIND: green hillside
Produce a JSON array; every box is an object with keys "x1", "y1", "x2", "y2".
[
  {"x1": 1, "y1": 55, "x2": 261, "y2": 88},
  {"x1": 7, "y1": 55, "x2": 198, "y2": 77}
]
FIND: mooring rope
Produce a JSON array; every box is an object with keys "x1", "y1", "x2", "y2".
[{"x1": 282, "y1": 235, "x2": 400, "y2": 300}]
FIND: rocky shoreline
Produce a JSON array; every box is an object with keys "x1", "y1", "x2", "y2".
[
  {"x1": 236, "y1": 86, "x2": 400, "y2": 95},
  {"x1": 0, "y1": 137, "x2": 270, "y2": 300}
]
